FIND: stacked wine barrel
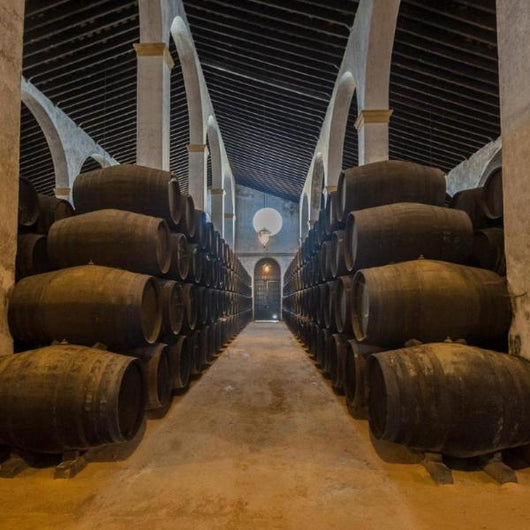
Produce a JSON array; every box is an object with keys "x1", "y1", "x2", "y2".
[
  {"x1": 16, "y1": 177, "x2": 74, "y2": 281},
  {"x1": 5, "y1": 165, "x2": 251, "y2": 457},
  {"x1": 282, "y1": 160, "x2": 530, "y2": 460}
]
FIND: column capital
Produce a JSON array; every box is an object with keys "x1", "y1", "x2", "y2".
[
  {"x1": 133, "y1": 42, "x2": 174, "y2": 69},
  {"x1": 224, "y1": 212, "x2": 236, "y2": 219},
  {"x1": 325, "y1": 185, "x2": 337, "y2": 193},
  {"x1": 187, "y1": 144, "x2": 209, "y2": 155},
  {"x1": 209, "y1": 187, "x2": 225, "y2": 195},
  {"x1": 354, "y1": 109, "x2": 393, "y2": 130},
  {"x1": 54, "y1": 187, "x2": 71, "y2": 197}
]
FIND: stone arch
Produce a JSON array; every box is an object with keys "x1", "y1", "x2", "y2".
[
  {"x1": 479, "y1": 146, "x2": 503, "y2": 187},
  {"x1": 171, "y1": 16, "x2": 205, "y2": 145},
  {"x1": 79, "y1": 155, "x2": 104, "y2": 174},
  {"x1": 310, "y1": 153, "x2": 325, "y2": 222},
  {"x1": 300, "y1": 192, "x2": 310, "y2": 239},
  {"x1": 253, "y1": 257, "x2": 282, "y2": 321},
  {"x1": 207, "y1": 116, "x2": 223, "y2": 188},
  {"x1": 20, "y1": 85, "x2": 69, "y2": 189},
  {"x1": 327, "y1": 72, "x2": 356, "y2": 187}
]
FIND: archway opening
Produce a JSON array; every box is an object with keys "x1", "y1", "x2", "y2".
[
  {"x1": 300, "y1": 193, "x2": 310, "y2": 239},
  {"x1": 19, "y1": 102, "x2": 56, "y2": 196},
  {"x1": 80, "y1": 156, "x2": 103, "y2": 174},
  {"x1": 254, "y1": 258, "x2": 281, "y2": 321}
]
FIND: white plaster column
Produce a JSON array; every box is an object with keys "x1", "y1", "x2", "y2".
[
  {"x1": 210, "y1": 187, "x2": 225, "y2": 236},
  {"x1": 0, "y1": 0, "x2": 24, "y2": 353},
  {"x1": 497, "y1": 0, "x2": 530, "y2": 359},
  {"x1": 355, "y1": 109, "x2": 393, "y2": 166},
  {"x1": 188, "y1": 143, "x2": 208, "y2": 211},
  {"x1": 224, "y1": 212, "x2": 236, "y2": 247},
  {"x1": 134, "y1": 42, "x2": 173, "y2": 170}
]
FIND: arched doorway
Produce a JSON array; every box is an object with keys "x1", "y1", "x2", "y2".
[{"x1": 254, "y1": 258, "x2": 281, "y2": 321}]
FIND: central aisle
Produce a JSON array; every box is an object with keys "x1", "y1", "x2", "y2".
[{"x1": 1, "y1": 322, "x2": 530, "y2": 529}]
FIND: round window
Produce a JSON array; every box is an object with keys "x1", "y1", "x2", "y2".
[{"x1": 252, "y1": 207, "x2": 283, "y2": 236}]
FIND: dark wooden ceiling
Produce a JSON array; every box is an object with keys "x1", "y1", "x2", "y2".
[{"x1": 19, "y1": 0, "x2": 498, "y2": 201}]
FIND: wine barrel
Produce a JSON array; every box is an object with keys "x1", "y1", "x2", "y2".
[
  {"x1": 48, "y1": 209, "x2": 171, "y2": 276},
  {"x1": 130, "y1": 344, "x2": 172, "y2": 411},
  {"x1": 330, "y1": 230, "x2": 348, "y2": 279},
  {"x1": 187, "y1": 244, "x2": 202, "y2": 284},
  {"x1": 472, "y1": 227, "x2": 506, "y2": 276},
  {"x1": 9, "y1": 265, "x2": 162, "y2": 348},
  {"x1": 344, "y1": 340, "x2": 384, "y2": 419},
  {"x1": 35, "y1": 194, "x2": 74, "y2": 234},
  {"x1": 16, "y1": 234, "x2": 51, "y2": 281},
  {"x1": 18, "y1": 177, "x2": 39, "y2": 228},
  {"x1": 337, "y1": 161, "x2": 446, "y2": 222},
  {"x1": 368, "y1": 343, "x2": 530, "y2": 457},
  {"x1": 199, "y1": 326, "x2": 210, "y2": 369},
  {"x1": 73, "y1": 164, "x2": 181, "y2": 228},
  {"x1": 197, "y1": 286, "x2": 209, "y2": 326},
  {"x1": 334, "y1": 276, "x2": 354, "y2": 334},
  {"x1": 168, "y1": 336, "x2": 191, "y2": 392},
  {"x1": 193, "y1": 210, "x2": 209, "y2": 249},
  {"x1": 344, "y1": 203, "x2": 473, "y2": 272},
  {"x1": 329, "y1": 333, "x2": 349, "y2": 394},
  {"x1": 176, "y1": 193, "x2": 195, "y2": 239},
  {"x1": 182, "y1": 283, "x2": 198, "y2": 332},
  {"x1": 0, "y1": 345, "x2": 144, "y2": 453},
  {"x1": 482, "y1": 167, "x2": 503, "y2": 220},
  {"x1": 186, "y1": 330, "x2": 201, "y2": 377},
  {"x1": 352, "y1": 260, "x2": 511, "y2": 347},
  {"x1": 324, "y1": 280, "x2": 338, "y2": 331},
  {"x1": 207, "y1": 324, "x2": 217, "y2": 361},
  {"x1": 157, "y1": 280, "x2": 184, "y2": 342},
  {"x1": 450, "y1": 187, "x2": 489, "y2": 230},
  {"x1": 169, "y1": 233, "x2": 190, "y2": 281}
]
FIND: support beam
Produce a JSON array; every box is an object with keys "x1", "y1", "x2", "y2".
[
  {"x1": 355, "y1": 108, "x2": 393, "y2": 165},
  {"x1": 134, "y1": 42, "x2": 173, "y2": 170},
  {"x1": 0, "y1": 0, "x2": 25, "y2": 353},
  {"x1": 497, "y1": 0, "x2": 530, "y2": 359},
  {"x1": 188, "y1": 143, "x2": 208, "y2": 211}
]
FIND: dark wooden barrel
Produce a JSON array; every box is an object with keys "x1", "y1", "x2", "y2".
[
  {"x1": 352, "y1": 260, "x2": 511, "y2": 347},
  {"x1": 181, "y1": 283, "x2": 198, "y2": 332},
  {"x1": 344, "y1": 203, "x2": 473, "y2": 272},
  {"x1": 472, "y1": 227, "x2": 506, "y2": 276},
  {"x1": 73, "y1": 164, "x2": 181, "y2": 228},
  {"x1": 368, "y1": 343, "x2": 530, "y2": 457},
  {"x1": 16, "y1": 234, "x2": 51, "y2": 281},
  {"x1": 18, "y1": 177, "x2": 40, "y2": 228},
  {"x1": 130, "y1": 344, "x2": 172, "y2": 411},
  {"x1": 157, "y1": 280, "x2": 184, "y2": 342},
  {"x1": 48, "y1": 209, "x2": 171, "y2": 276},
  {"x1": 334, "y1": 275, "x2": 354, "y2": 334},
  {"x1": 329, "y1": 333, "x2": 349, "y2": 394},
  {"x1": 482, "y1": 167, "x2": 503, "y2": 220},
  {"x1": 316, "y1": 283, "x2": 327, "y2": 325},
  {"x1": 315, "y1": 326, "x2": 328, "y2": 371},
  {"x1": 169, "y1": 233, "x2": 190, "y2": 281},
  {"x1": 324, "y1": 280, "x2": 338, "y2": 331},
  {"x1": 199, "y1": 326, "x2": 210, "y2": 369},
  {"x1": 450, "y1": 187, "x2": 489, "y2": 229},
  {"x1": 330, "y1": 230, "x2": 348, "y2": 278},
  {"x1": 190, "y1": 244, "x2": 203, "y2": 284},
  {"x1": 175, "y1": 193, "x2": 195, "y2": 238},
  {"x1": 0, "y1": 345, "x2": 144, "y2": 453},
  {"x1": 197, "y1": 286, "x2": 209, "y2": 326},
  {"x1": 186, "y1": 330, "x2": 201, "y2": 376},
  {"x1": 319, "y1": 241, "x2": 330, "y2": 282},
  {"x1": 167, "y1": 336, "x2": 190, "y2": 392},
  {"x1": 35, "y1": 194, "x2": 74, "y2": 234},
  {"x1": 337, "y1": 161, "x2": 446, "y2": 222},
  {"x1": 193, "y1": 210, "x2": 209, "y2": 249},
  {"x1": 9, "y1": 265, "x2": 162, "y2": 348},
  {"x1": 344, "y1": 340, "x2": 384, "y2": 419},
  {"x1": 207, "y1": 324, "x2": 217, "y2": 361}
]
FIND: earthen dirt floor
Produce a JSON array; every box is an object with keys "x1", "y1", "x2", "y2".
[{"x1": 1, "y1": 322, "x2": 530, "y2": 529}]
